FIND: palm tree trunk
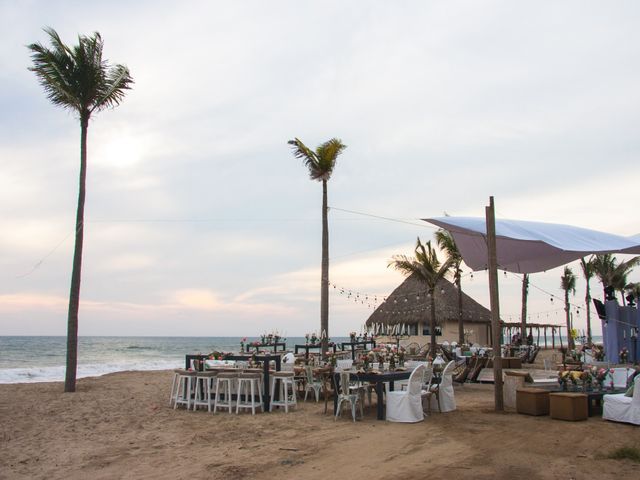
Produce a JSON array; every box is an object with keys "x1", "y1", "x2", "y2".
[
  {"x1": 457, "y1": 275, "x2": 464, "y2": 345},
  {"x1": 520, "y1": 274, "x2": 529, "y2": 341},
  {"x1": 65, "y1": 114, "x2": 88, "y2": 393},
  {"x1": 430, "y1": 289, "x2": 437, "y2": 354},
  {"x1": 564, "y1": 290, "x2": 573, "y2": 351},
  {"x1": 320, "y1": 179, "x2": 329, "y2": 357},
  {"x1": 585, "y1": 279, "x2": 592, "y2": 346}
]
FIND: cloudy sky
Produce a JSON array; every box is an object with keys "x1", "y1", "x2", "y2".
[{"x1": 1, "y1": 0, "x2": 639, "y2": 338}]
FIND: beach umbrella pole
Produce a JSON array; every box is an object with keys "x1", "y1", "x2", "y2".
[{"x1": 486, "y1": 196, "x2": 504, "y2": 411}]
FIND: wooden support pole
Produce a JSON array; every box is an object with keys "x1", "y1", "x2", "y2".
[{"x1": 486, "y1": 196, "x2": 503, "y2": 411}]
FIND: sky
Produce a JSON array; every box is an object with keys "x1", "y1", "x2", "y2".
[{"x1": 1, "y1": 0, "x2": 639, "y2": 338}]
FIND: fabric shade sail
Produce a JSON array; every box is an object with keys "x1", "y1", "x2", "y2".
[{"x1": 425, "y1": 216, "x2": 640, "y2": 274}]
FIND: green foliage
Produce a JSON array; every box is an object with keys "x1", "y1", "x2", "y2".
[
  {"x1": 288, "y1": 137, "x2": 346, "y2": 182},
  {"x1": 560, "y1": 266, "x2": 576, "y2": 295},
  {"x1": 606, "y1": 446, "x2": 640, "y2": 463},
  {"x1": 28, "y1": 27, "x2": 133, "y2": 117},
  {"x1": 389, "y1": 237, "x2": 452, "y2": 292}
]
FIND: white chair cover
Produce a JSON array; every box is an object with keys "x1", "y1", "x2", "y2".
[
  {"x1": 386, "y1": 365, "x2": 426, "y2": 423},
  {"x1": 430, "y1": 360, "x2": 457, "y2": 412},
  {"x1": 603, "y1": 376, "x2": 640, "y2": 425}
]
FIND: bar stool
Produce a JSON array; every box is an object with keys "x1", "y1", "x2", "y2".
[
  {"x1": 213, "y1": 372, "x2": 238, "y2": 413},
  {"x1": 173, "y1": 370, "x2": 197, "y2": 410},
  {"x1": 236, "y1": 372, "x2": 264, "y2": 415},
  {"x1": 269, "y1": 371, "x2": 297, "y2": 412},
  {"x1": 169, "y1": 369, "x2": 182, "y2": 407},
  {"x1": 193, "y1": 371, "x2": 218, "y2": 412}
]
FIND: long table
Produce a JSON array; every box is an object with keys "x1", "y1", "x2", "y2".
[
  {"x1": 244, "y1": 342, "x2": 286, "y2": 353},
  {"x1": 185, "y1": 353, "x2": 282, "y2": 411},
  {"x1": 333, "y1": 369, "x2": 412, "y2": 420},
  {"x1": 294, "y1": 343, "x2": 336, "y2": 359}
]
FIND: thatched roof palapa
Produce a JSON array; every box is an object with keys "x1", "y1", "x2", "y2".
[{"x1": 365, "y1": 273, "x2": 492, "y2": 327}]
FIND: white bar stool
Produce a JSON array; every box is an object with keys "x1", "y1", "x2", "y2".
[
  {"x1": 236, "y1": 373, "x2": 264, "y2": 415},
  {"x1": 269, "y1": 371, "x2": 297, "y2": 412},
  {"x1": 193, "y1": 371, "x2": 218, "y2": 412},
  {"x1": 173, "y1": 370, "x2": 197, "y2": 410},
  {"x1": 213, "y1": 372, "x2": 238, "y2": 413}
]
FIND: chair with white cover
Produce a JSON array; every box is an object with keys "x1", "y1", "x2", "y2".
[
  {"x1": 336, "y1": 359, "x2": 353, "y2": 372},
  {"x1": 420, "y1": 366, "x2": 436, "y2": 415},
  {"x1": 430, "y1": 360, "x2": 457, "y2": 412},
  {"x1": 603, "y1": 376, "x2": 640, "y2": 425},
  {"x1": 386, "y1": 365, "x2": 426, "y2": 423},
  {"x1": 335, "y1": 371, "x2": 363, "y2": 422}
]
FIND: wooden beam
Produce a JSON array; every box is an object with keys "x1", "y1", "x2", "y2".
[{"x1": 486, "y1": 196, "x2": 504, "y2": 411}]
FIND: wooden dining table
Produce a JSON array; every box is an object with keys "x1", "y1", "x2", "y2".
[{"x1": 333, "y1": 369, "x2": 412, "y2": 420}]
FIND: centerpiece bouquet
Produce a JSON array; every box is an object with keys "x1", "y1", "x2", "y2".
[
  {"x1": 620, "y1": 347, "x2": 629, "y2": 363},
  {"x1": 349, "y1": 331, "x2": 357, "y2": 342},
  {"x1": 590, "y1": 366, "x2": 608, "y2": 390}
]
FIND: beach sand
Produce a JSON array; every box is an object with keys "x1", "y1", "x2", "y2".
[{"x1": 1, "y1": 355, "x2": 639, "y2": 479}]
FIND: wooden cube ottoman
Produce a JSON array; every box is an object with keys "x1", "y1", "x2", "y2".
[
  {"x1": 516, "y1": 387, "x2": 550, "y2": 416},
  {"x1": 549, "y1": 392, "x2": 588, "y2": 421}
]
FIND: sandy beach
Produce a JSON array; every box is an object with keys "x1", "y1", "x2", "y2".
[{"x1": 1, "y1": 355, "x2": 639, "y2": 480}]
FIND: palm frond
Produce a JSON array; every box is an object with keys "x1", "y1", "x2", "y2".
[{"x1": 28, "y1": 27, "x2": 132, "y2": 117}]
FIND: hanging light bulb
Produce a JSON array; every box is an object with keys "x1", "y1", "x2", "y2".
[
  {"x1": 404, "y1": 298, "x2": 408, "y2": 303},
  {"x1": 440, "y1": 287, "x2": 445, "y2": 295}
]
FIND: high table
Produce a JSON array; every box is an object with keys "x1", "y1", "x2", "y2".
[
  {"x1": 333, "y1": 369, "x2": 412, "y2": 420},
  {"x1": 340, "y1": 339, "x2": 376, "y2": 360},
  {"x1": 294, "y1": 343, "x2": 336, "y2": 359},
  {"x1": 185, "y1": 353, "x2": 282, "y2": 412},
  {"x1": 244, "y1": 342, "x2": 286, "y2": 353}
]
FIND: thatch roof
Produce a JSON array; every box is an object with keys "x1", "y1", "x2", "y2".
[{"x1": 365, "y1": 273, "x2": 492, "y2": 326}]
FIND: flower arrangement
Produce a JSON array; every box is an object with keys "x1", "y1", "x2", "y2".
[
  {"x1": 326, "y1": 351, "x2": 337, "y2": 367},
  {"x1": 620, "y1": 347, "x2": 629, "y2": 363},
  {"x1": 240, "y1": 337, "x2": 247, "y2": 351},
  {"x1": 591, "y1": 344, "x2": 605, "y2": 361},
  {"x1": 305, "y1": 332, "x2": 319, "y2": 345},
  {"x1": 208, "y1": 350, "x2": 228, "y2": 360},
  {"x1": 590, "y1": 366, "x2": 609, "y2": 389}
]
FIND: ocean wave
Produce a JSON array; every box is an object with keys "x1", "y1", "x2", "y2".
[{"x1": 0, "y1": 359, "x2": 182, "y2": 384}]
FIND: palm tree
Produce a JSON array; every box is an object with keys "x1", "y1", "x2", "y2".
[
  {"x1": 560, "y1": 266, "x2": 577, "y2": 350},
  {"x1": 389, "y1": 238, "x2": 452, "y2": 354},
  {"x1": 592, "y1": 254, "x2": 640, "y2": 303},
  {"x1": 579, "y1": 256, "x2": 595, "y2": 345},
  {"x1": 611, "y1": 257, "x2": 640, "y2": 304},
  {"x1": 434, "y1": 229, "x2": 464, "y2": 344},
  {"x1": 289, "y1": 137, "x2": 346, "y2": 356},
  {"x1": 28, "y1": 28, "x2": 133, "y2": 392}
]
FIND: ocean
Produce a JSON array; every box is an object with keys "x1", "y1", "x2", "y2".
[
  {"x1": 0, "y1": 334, "x2": 602, "y2": 384},
  {"x1": 0, "y1": 336, "x2": 340, "y2": 384}
]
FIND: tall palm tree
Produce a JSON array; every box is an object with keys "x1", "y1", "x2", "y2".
[
  {"x1": 389, "y1": 238, "x2": 452, "y2": 354},
  {"x1": 289, "y1": 137, "x2": 346, "y2": 356},
  {"x1": 560, "y1": 266, "x2": 577, "y2": 350},
  {"x1": 28, "y1": 28, "x2": 133, "y2": 392},
  {"x1": 434, "y1": 229, "x2": 464, "y2": 344},
  {"x1": 579, "y1": 256, "x2": 595, "y2": 345}
]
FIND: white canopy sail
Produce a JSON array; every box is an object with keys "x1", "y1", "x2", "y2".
[{"x1": 425, "y1": 216, "x2": 640, "y2": 274}]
